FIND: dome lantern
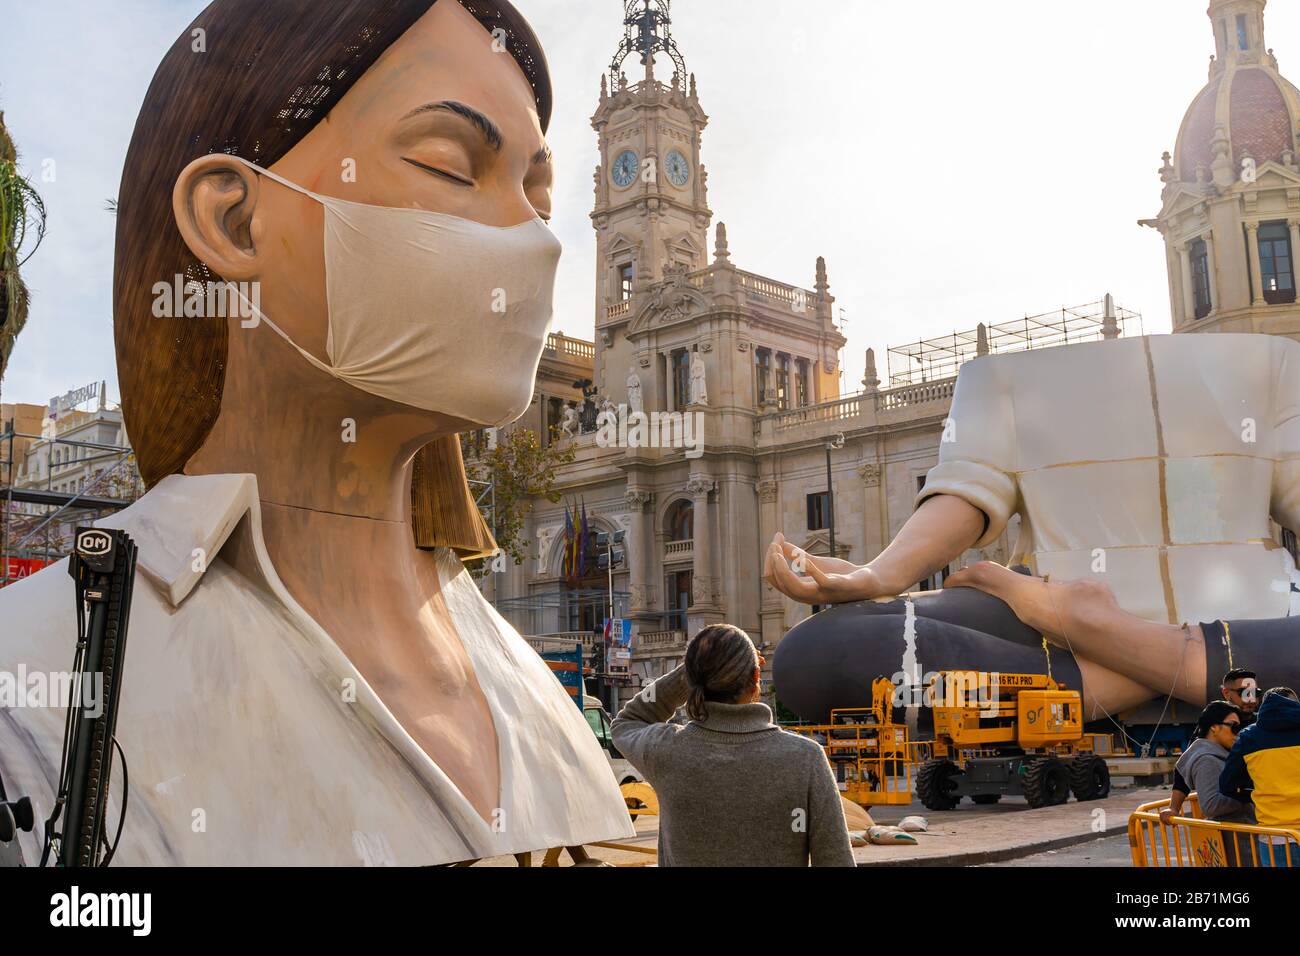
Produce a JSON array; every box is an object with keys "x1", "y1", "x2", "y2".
[
  {"x1": 1209, "y1": 0, "x2": 1267, "y2": 70},
  {"x1": 1144, "y1": 0, "x2": 1300, "y2": 337},
  {"x1": 1174, "y1": 0, "x2": 1299, "y2": 185}
]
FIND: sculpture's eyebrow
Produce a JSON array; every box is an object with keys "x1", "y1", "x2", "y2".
[
  {"x1": 532, "y1": 144, "x2": 553, "y2": 167},
  {"x1": 401, "y1": 100, "x2": 503, "y2": 151}
]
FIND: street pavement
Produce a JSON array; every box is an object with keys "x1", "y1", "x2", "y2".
[
  {"x1": 981, "y1": 833, "x2": 1133, "y2": 866},
  {"x1": 477, "y1": 785, "x2": 1168, "y2": 867}
]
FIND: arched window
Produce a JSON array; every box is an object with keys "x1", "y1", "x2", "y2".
[
  {"x1": 665, "y1": 499, "x2": 694, "y2": 542},
  {"x1": 671, "y1": 349, "x2": 691, "y2": 408},
  {"x1": 1258, "y1": 221, "x2": 1295, "y2": 304},
  {"x1": 755, "y1": 348, "x2": 772, "y2": 406},
  {"x1": 1190, "y1": 237, "x2": 1211, "y2": 319},
  {"x1": 545, "y1": 396, "x2": 565, "y2": 446}
]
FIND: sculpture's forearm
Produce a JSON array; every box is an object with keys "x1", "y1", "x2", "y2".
[
  {"x1": 866, "y1": 494, "x2": 985, "y2": 595},
  {"x1": 767, "y1": 494, "x2": 986, "y2": 604}
]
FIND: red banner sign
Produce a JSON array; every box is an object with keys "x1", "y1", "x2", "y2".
[{"x1": 2, "y1": 557, "x2": 52, "y2": 586}]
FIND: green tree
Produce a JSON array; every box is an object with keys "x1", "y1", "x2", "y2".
[
  {"x1": 0, "y1": 109, "x2": 47, "y2": 381},
  {"x1": 461, "y1": 427, "x2": 575, "y2": 573}
]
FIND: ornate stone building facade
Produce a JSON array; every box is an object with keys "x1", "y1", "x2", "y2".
[
  {"x1": 1145, "y1": 0, "x2": 1300, "y2": 336},
  {"x1": 484, "y1": 0, "x2": 1297, "y2": 707}
]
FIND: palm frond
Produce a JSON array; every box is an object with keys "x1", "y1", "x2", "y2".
[{"x1": 0, "y1": 108, "x2": 46, "y2": 381}]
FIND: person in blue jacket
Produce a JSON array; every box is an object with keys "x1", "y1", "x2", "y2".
[{"x1": 1220, "y1": 688, "x2": 1300, "y2": 866}]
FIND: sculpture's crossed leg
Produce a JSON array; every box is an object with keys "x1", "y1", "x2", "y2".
[{"x1": 945, "y1": 561, "x2": 1207, "y2": 712}]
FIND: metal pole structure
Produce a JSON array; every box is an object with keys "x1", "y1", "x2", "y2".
[
  {"x1": 44, "y1": 435, "x2": 53, "y2": 567},
  {"x1": 606, "y1": 538, "x2": 615, "y2": 628},
  {"x1": 826, "y1": 445, "x2": 836, "y2": 560},
  {"x1": 825, "y1": 433, "x2": 845, "y2": 561},
  {"x1": 1, "y1": 427, "x2": 10, "y2": 587},
  {"x1": 606, "y1": 537, "x2": 616, "y2": 715}
]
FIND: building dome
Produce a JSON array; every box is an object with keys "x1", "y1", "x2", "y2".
[{"x1": 1173, "y1": 0, "x2": 1300, "y2": 183}]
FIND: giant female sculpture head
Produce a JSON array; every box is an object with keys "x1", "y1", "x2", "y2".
[
  {"x1": 16, "y1": 0, "x2": 639, "y2": 858},
  {"x1": 114, "y1": 0, "x2": 554, "y2": 556}
]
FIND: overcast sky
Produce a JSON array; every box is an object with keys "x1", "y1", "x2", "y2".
[{"x1": 2, "y1": 0, "x2": 1293, "y2": 406}]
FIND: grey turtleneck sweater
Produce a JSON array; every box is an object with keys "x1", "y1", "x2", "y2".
[
  {"x1": 611, "y1": 665, "x2": 855, "y2": 867},
  {"x1": 1176, "y1": 737, "x2": 1255, "y2": 824}
]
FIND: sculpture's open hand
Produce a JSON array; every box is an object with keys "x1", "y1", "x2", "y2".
[{"x1": 763, "y1": 532, "x2": 890, "y2": 606}]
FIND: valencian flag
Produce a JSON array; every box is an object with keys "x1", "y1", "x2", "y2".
[{"x1": 563, "y1": 498, "x2": 592, "y2": 586}]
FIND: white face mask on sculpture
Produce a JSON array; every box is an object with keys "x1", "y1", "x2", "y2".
[{"x1": 231, "y1": 157, "x2": 561, "y2": 428}]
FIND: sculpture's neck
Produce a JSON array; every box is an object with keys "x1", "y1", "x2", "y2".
[
  {"x1": 186, "y1": 315, "x2": 462, "y2": 520},
  {"x1": 183, "y1": 314, "x2": 464, "y2": 609}
]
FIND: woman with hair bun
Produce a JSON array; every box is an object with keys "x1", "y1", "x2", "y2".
[{"x1": 611, "y1": 624, "x2": 854, "y2": 867}]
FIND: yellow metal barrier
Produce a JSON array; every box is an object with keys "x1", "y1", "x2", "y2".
[
  {"x1": 620, "y1": 781, "x2": 659, "y2": 817},
  {"x1": 1129, "y1": 794, "x2": 1300, "y2": 867}
]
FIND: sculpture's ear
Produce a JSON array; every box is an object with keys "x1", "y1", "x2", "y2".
[{"x1": 172, "y1": 153, "x2": 262, "y2": 281}]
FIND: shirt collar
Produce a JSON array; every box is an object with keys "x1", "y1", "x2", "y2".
[
  {"x1": 96, "y1": 473, "x2": 258, "y2": 607},
  {"x1": 95, "y1": 473, "x2": 500, "y2": 854},
  {"x1": 692, "y1": 701, "x2": 779, "y2": 734}
]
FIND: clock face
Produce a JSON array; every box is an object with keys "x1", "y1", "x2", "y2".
[
  {"x1": 611, "y1": 149, "x2": 639, "y2": 189},
  {"x1": 665, "y1": 149, "x2": 690, "y2": 187}
]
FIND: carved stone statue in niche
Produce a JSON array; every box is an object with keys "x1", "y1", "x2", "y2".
[
  {"x1": 578, "y1": 380, "x2": 600, "y2": 433},
  {"x1": 627, "y1": 368, "x2": 645, "y2": 415},
  {"x1": 689, "y1": 350, "x2": 708, "y2": 406},
  {"x1": 560, "y1": 403, "x2": 580, "y2": 439},
  {"x1": 596, "y1": 398, "x2": 618, "y2": 431}
]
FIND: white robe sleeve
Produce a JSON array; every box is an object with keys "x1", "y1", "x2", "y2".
[{"x1": 914, "y1": 355, "x2": 1019, "y2": 550}]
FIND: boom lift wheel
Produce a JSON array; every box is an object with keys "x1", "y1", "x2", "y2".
[
  {"x1": 1022, "y1": 756, "x2": 1071, "y2": 808},
  {"x1": 917, "y1": 758, "x2": 962, "y2": 811},
  {"x1": 1068, "y1": 754, "x2": 1111, "y2": 801}
]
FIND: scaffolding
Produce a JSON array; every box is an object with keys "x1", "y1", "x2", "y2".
[
  {"x1": 888, "y1": 298, "x2": 1144, "y2": 387},
  {"x1": 0, "y1": 426, "x2": 137, "y2": 587},
  {"x1": 491, "y1": 587, "x2": 633, "y2": 629}
]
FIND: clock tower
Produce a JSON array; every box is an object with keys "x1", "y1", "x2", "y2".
[{"x1": 591, "y1": 1, "x2": 711, "y2": 377}]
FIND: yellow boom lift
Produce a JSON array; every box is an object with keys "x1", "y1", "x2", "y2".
[
  {"x1": 788, "y1": 678, "x2": 912, "y2": 807},
  {"x1": 917, "y1": 670, "x2": 1110, "y2": 810}
]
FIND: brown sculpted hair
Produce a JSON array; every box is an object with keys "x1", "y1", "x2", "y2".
[
  {"x1": 684, "y1": 624, "x2": 760, "y2": 721},
  {"x1": 112, "y1": 0, "x2": 551, "y2": 557}
]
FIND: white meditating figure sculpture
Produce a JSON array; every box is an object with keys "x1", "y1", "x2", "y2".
[
  {"x1": 0, "y1": 0, "x2": 632, "y2": 865},
  {"x1": 767, "y1": 333, "x2": 1300, "y2": 724}
]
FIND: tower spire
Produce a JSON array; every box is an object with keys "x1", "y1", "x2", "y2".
[
  {"x1": 610, "y1": 0, "x2": 687, "y2": 85},
  {"x1": 1208, "y1": 0, "x2": 1268, "y2": 66}
]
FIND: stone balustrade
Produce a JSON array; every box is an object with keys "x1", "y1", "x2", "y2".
[
  {"x1": 753, "y1": 377, "x2": 957, "y2": 447},
  {"x1": 638, "y1": 630, "x2": 686, "y2": 649},
  {"x1": 545, "y1": 332, "x2": 596, "y2": 362},
  {"x1": 664, "y1": 539, "x2": 694, "y2": 560}
]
